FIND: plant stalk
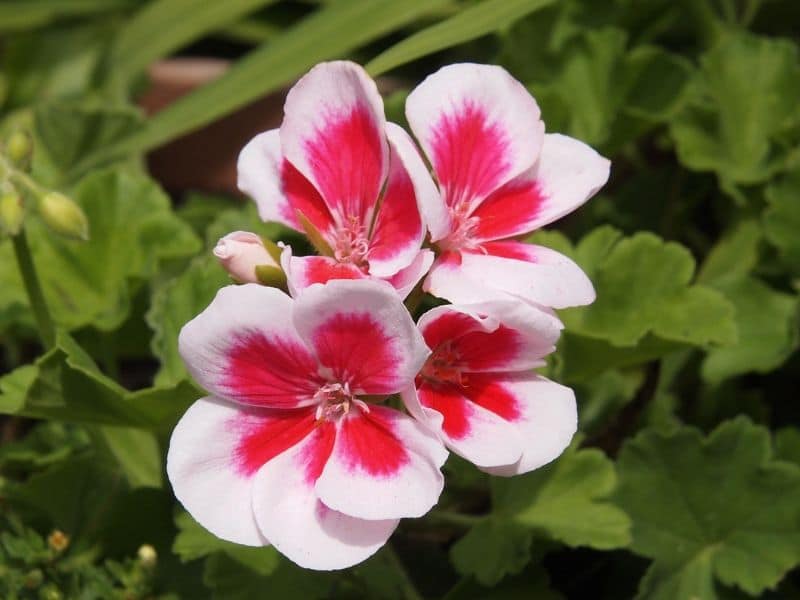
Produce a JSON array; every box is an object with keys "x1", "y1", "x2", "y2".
[{"x1": 11, "y1": 228, "x2": 55, "y2": 348}]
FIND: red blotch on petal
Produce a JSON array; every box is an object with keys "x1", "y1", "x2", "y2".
[
  {"x1": 462, "y1": 373, "x2": 521, "y2": 422},
  {"x1": 431, "y1": 102, "x2": 511, "y2": 209},
  {"x1": 478, "y1": 241, "x2": 536, "y2": 262},
  {"x1": 471, "y1": 178, "x2": 546, "y2": 241},
  {"x1": 300, "y1": 421, "x2": 337, "y2": 484},
  {"x1": 280, "y1": 159, "x2": 334, "y2": 235},
  {"x1": 300, "y1": 257, "x2": 367, "y2": 287},
  {"x1": 224, "y1": 332, "x2": 321, "y2": 408},
  {"x1": 421, "y1": 311, "x2": 484, "y2": 352},
  {"x1": 418, "y1": 382, "x2": 472, "y2": 440},
  {"x1": 456, "y1": 325, "x2": 523, "y2": 372},
  {"x1": 231, "y1": 408, "x2": 317, "y2": 476},
  {"x1": 336, "y1": 407, "x2": 409, "y2": 477},
  {"x1": 304, "y1": 105, "x2": 385, "y2": 224},
  {"x1": 311, "y1": 312, "x2": 401, "y2": 393}
]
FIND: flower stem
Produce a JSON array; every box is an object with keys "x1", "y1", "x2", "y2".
[
  {"x1": 12, "y1": 227, "x2": 55, "y2": 348},
  {"x1": 385, "y1": 543, "x2": 423, "y2": 600}
]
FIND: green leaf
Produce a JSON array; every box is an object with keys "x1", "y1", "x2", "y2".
[
  {"x1": 173, "y1": 512, "x2": 279, "y2": 576},
  {"x1": 0, "y1": 169, "x2": 201, "y2": 332},
  {"x1": 147, "y1": 255, "x2": 229, "y2": 387},
  {"x1": 558, "y1": 229, "x2": 737, "y2": 347},
  {"x1": 697, "y1": 220, "x2": 762, "y2": 284},
  {"x1": 671, "y1": 32, "x2": 800, "y2": 185},
  {"x1": 616, "y1": 418, "x2": 800, "y2": 599},
  {"x1": 33, "y1": 102, "x2": 142, "y2": 185},
  {"x1": 701, "y1": 276, "x2": 799, "y2": 383},
  {"x1": 445, "y1": 565, "x2": 563, "y2": 600},
  {"x1": 0, "y1": 330, "x2": 197, "y2": 430},
  {"x1": 451, "y1": 444, "x2": 630, "y2": 585},
  {"x1": 73, "y1": 0, "x2": 449, "y2": 172},
  {"x1": 764, "y1": 172, "x2": 800, "y2": 274},
  {"x1": 103, "y1": 0, "x2": 278, "y2": 85},
  {"x1": 450, "y1": 520, "x2": 533, "y2": 586},
  {"x1": 0, "y1": 0, "x2": 131, "y2": 33},
  {"x1": 93, "y1": 425, "x2": 163, "y2": 488},
  {"x1": 366, "y1": 0, "x2": 556, "y2": 76},
  {"x1": 775, "y1": 428, "x2": 800, "y2": 467}
]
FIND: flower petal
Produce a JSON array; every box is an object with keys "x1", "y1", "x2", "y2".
[
  {"x1": 424, "y1": 242, "x2": 595, "y2": 309},
  {"x1": 367, "y1": 123, "x2": 433, "y2": 278},
  {"x1": 237, "y1": 129, "x2": 334, "y2": 234},
  {"x1": 406, "y1": 63, "x2": 544, "y2": 220},
  {"x1": 251, "y1": 421, "x2": 398, "y2": 570},
  {"x1": 282, "y1": 252, "x2": 367, "y2": 298},
  {"x1": 315, "y1": 405, "x2": 446, "y2": 520},
  {"x1": 281, "y1": 61, "x2": 388, "y2": 226},
  {"x1": 293, "y1": 280, "x2": 429, "y2": 394},
  {"x1": 385, "y1": 249, "x2": 435, "y2": 299},
  {"x1": 478, "y1": 374, "x2": 577, "y2": 476},
  {"x1": 471, "y1": 134, "x2": 610, "y2": 241},
  {"x1": 179, "y1": 284, "x2": 321, "y2": 408},
  {"x1": 418, "y1": 301, "x2": 562, "y2": 372},
  {"x1": 405, "y1": 382, "x2": 522, "y2": 468},
  {"x1": 167, "y1": 396, "x2": 277, "y2": 546}
]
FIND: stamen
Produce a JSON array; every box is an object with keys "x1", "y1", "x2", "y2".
[
  {"x1": 333, "y1": 215, "x2": 370, "y2": 268},
  {"x1": 440, "y1": 200, "x2": 479, "y2": 252}
]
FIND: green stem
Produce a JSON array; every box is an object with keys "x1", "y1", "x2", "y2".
[
  {"x1": 385, "y1": 543, "x2": 423, "y2": 600},
  {"x1": 12, "y1": 228, "x2": 55, "y2": 348}
]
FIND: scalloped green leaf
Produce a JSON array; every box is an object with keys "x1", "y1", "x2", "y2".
[{"x1": 616, "y1": 418, "x2": 800, "y2": 599}]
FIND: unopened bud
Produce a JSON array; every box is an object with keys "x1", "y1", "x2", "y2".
[
  {"x1": 0, "y1": 190, "x2": 24, "y2": 236},
  {"x1": 137, "y1": 544, "x2": 157, "y2": 568},
  {"x1": 214, "y1": 231, "x2": 279, "y2": 284},
  {"x1": 38, "y1": 192, "x2": 89, "y2": 241},
  {"x1": 47, "y1": 529, "x2": 69, "y2": 553},
  {"x1": 6, "y1": 130, "x2": 32, "y2": 167}
]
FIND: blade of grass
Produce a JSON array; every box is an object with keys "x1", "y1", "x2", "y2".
[{"x1": 366, "y1": 0, "x2": 555, "y2": 76}]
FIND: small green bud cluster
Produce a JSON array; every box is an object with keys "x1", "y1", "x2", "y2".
[{"x1": 0, "y1": 130, "x2": 90, "y2": 241}]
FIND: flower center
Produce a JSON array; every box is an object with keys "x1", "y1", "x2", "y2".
[
  {"x1": 333, "y1": 216, "x2": 370, "y2": 269},
  {"x1": 440, "y1": 200, "x2": 479, "y2": 252},
  {"x1": 420, "y1": 342, "x2": 466, "y2": 386},
  {"x1": 313, "y1": 381, "x2": 369, "y2": 422}
]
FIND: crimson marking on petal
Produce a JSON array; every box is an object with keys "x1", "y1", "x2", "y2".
[
  {"x1": 421, "y1": 311, "x2": 483, "y2": 353},
  {"x1": 223, "y1": 332, "x2": 321, "y2": 407},
  {"x1": 304, "y1": 104, "x2": 385, "y2": 224},
  {"x1": 303, "y1": 258, "x2": 367, "y2": 286},
  {"x1": 311, "y1": 312, "x2": 400, "y2": 391},
  {"x1": 471, "y1": 178, "x2": 546, "y2": 241},
  {"x1": 431, "y1": 101, "x2": 511, "y2": 209},
  {"x1": 299, "y1": 421, "x2": 336, "y2": 484},
  {"x1": 478, "y1": 241, "x2": 535, "y2": 262},
  {"x1": 231, "y1": 408, "x2": 317, "y2": 476},
  {"x1": 456, "y1": 325, "x2": 524, "y2": 371},
  {"x1": 418, "y1": 382, "x2": 472, "y2": 440},
  {"x1": 336, "y1": 407, "x2": 409, "y2": 477},
  {"x1": 279, "y1": 159, "x2": 334, "y2": 235},
  {"x1": 438, "y1": 251, "x2": 463, "y2": 267},
  {"x1": 462, "y1": 373, "x2": 521, "y2": 422},
  {"x1": 368, "y1": 151, "x2": 423, "y2": 264}
]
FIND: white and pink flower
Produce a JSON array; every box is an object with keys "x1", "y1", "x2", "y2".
[
  {"x1": 402, "y1": 301, "x2": 576, "y2": 475},
  {"x1": 405, "y1": 63, "x2": 610, "y2": 308},
  {"x1": 237, "y1": 61, "x2": 436, "y2": 298},
  {"x1": 167, "y1": 280, "x2": 447, "y2": 570}
]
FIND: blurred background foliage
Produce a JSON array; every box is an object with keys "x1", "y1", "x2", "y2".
[{"x1": 0, "y1": 0, "x2": 799, "y2": 598}]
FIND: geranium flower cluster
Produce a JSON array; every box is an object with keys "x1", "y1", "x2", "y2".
[{"x1": 167, "y1": 62, "x2": 610, "y2": 570}]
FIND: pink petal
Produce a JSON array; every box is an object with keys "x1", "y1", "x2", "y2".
[
  {"x1": 213, "y1": 231, "x2": 278, "y2": 284},
  {"x1": 251, "y1": 421, "x2": 398, "y2": 570},
  {"x1": 479, "y1": 375, "x2": 577, "y2": 477},
  {"x1": 178, "y1": 285, "x2": 321, "y2": 408},
  {"x1": 406, "y1": 63, "x2": 544, "y2": 223},
  {"x1": 237, "y1": 129, "x2": 335, "y2": 234},
  {"x1": 367, "y1": 123, "x2": 433, "y2": 278},
  {"x1": 315, "y1": 405, "x2": 447, "y2": 520},
  {"x1": 281, "y1": 61, "x2": 388, "y2": 227},
  {"x1": 405, "y1": 382, "x2": 522, "y2": 468},
  {"x1": 471, "y1": 134, "x2": 610, "y2": 241},
  {"x1": 424, "y1": 242, "x2": 595, "y2": 309},
  {"x1": 282, "y1": 252, "x2": 367, "y2": 298},
  {"x1": 166, "y1": 396, "x2": 270, "y2": 546},
  {"x1": 418, "y1": 301, "x2": 562, "y2": 373},
  {"x1": 293, "y1": 280, "x2": 429, "y2": 394},
  {"x1": 385, "y1": 249, "x2": 434, "y2": 299}
]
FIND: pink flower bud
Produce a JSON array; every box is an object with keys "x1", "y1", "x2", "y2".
[{"x1": 213, "y1": 231, "x2": 277, "y2": 283}]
